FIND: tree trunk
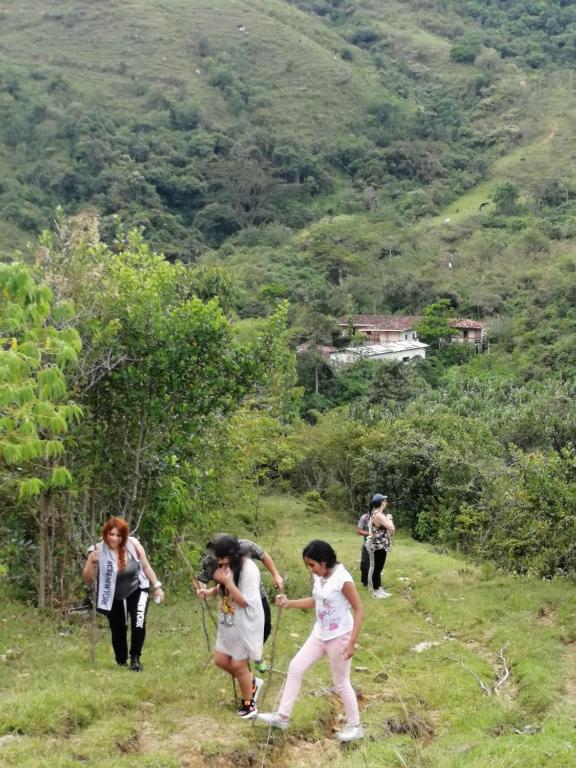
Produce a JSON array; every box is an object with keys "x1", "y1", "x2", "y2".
[
  {"x1": 38, "y1": 494, "x2": 49, "y2": 608},
  {"x1": 125, "y1": 407, "x2": 148, "y2": 526}
]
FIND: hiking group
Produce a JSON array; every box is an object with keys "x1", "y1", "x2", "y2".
[{"x1": 83, "y1": 492, "x2": 394, "y2": 744}]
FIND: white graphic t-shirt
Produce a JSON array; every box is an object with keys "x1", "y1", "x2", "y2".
[{"x1": 312, "y1": 563, "x2": 354, "y2": 641}]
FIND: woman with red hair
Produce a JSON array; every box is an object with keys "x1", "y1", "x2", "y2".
[{"x1": 83, "y1": 516, "x2": 164, "y2": 670}]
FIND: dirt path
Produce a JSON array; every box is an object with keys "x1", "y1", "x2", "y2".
[{"x1": 541, "y1": 119, "x2": 559, "y2": 145}]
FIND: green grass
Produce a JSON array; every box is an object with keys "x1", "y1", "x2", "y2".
[
  {"x1": 1, "y1": 496, "x2": 576, "y2": 766},
  {"x1": 0, "y1": 0, "x2": 387, "y2": 142}
]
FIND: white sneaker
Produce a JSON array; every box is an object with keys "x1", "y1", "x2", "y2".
[
  {"x1": 257, "y1": 712, "x2": 289, "y2": 730},
  {"x1": 253, "y1": 676, "x2": 264, "y2": 702},
  {"x1": 372, "y1": 588, "x2": 391, "y2": 599},
  {"x1": 337, "y1": 724, "x2": 365, "y2": 742}
]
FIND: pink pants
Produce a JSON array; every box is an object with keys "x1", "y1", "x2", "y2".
[{"x1": 278, "y1": 632, "x2": 360, "y2": 727}]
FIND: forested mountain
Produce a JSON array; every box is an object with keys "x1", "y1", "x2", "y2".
[
  {"x1": 2, "y1": 0, "x2": 576, "y2": 605},
  {"x1": 2, "y1": 1, "x2": 576, "y2": 326}
]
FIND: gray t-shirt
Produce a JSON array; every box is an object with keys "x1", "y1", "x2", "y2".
[{"x1": 114, "y1": 557, "x2": 140, "y2": 599}]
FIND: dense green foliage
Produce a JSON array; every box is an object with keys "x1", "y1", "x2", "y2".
[
  {"x1": 0, "y1": 0, "x2": 561, "y2": 260},
  {"x1": 3, "y1": 0, "x2": 576, "y2": 598},
  {"x1": 0, "y1": 219, "x2": 299, "y2": 604},
  {"x1": 287, "y1": 361, "x2": 576, "y2": 578}
]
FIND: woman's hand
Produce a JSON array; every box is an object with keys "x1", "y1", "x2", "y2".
[
  {"x1": 196, "y1": 587, "x2": 210, "y2": 600},
  {"x1": 212, "y1": 565, "x2": 233, "y2": 586},
  {"x1": 275, "y1": 593, "x2": 289, "y2": 608},
  {"x1": 272, "y1": 573, "x2": 284, "y2": 592},
  {"x1": 82, "y1": 550, "x2": 99, "y2": 584},
  {"x1": 153, "y1": 587, "x2": 165, "y2": 604},
  {"x1": 343, "y1": 640, "x2": 356, "y2": 660}
]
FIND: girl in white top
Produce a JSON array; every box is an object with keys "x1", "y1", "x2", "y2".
[{"x1": 257, "y1": 540, "x2": 364, "y2": 742}]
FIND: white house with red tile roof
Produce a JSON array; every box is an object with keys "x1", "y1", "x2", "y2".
[
  {"x1": 339, "y1": 314, "x2": 486, "y2": 349},
  {"x1": 338, "y1": 315, "x2": 420, "y2": 344},
  {"x1": 449, "y1": 319, "x2": 486, "y2": 347}
]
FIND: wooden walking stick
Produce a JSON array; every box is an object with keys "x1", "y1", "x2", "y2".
[
  {"x1": 89, "y1": 495, "x2": 98, "y2": 666},
  {"x1": 90, "y1": 557, "x2": 98, "y2": 666},
  {"x1": 174, "y1": 537, "x2": 238, "y2": 703},
  {"x1": 258, "y1": 577, "x2": 286, "y2": 710},
  {"x1": 173, "y1": 537, "x2": 219, "y2": 631}
]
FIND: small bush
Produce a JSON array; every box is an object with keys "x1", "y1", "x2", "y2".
[
  {"x1": 349, "y1": 27, "x2": 381, "y2": 48},
  {"x1": 304, "y1": 490, "x2": 327, "y2": 514},
  {"x1": 450, "y1": 44, "x2": 480, "y2": 64}
]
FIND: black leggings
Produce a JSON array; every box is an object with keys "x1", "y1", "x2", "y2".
[
  {"x1": 360, "y1": 547, "x2": 388, "y2": 590},
  {"x1": 107, "y1": 588, "x2": 150, "y2": 664},
  {"x1": 262, "y1": 593, "x2": 272, "y2": 644}
]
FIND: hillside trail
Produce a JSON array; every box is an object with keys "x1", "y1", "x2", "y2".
[
  {"x1": 541, "y1": 119, "x2": 559, "y2": 145},
  {"x1": 132, "y1": 527, "x2": 574, "y2": 767},
  {"x1": 431, "y1": 114, "x2": 563, "y2": 228},
  {"x1": 5, "y1": 507, "x2": 574, "y2": 768}
]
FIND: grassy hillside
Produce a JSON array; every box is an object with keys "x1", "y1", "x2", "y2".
[
  {"x1": 0, "y1": 0, "x2": 544, "y2": 259},
  {"x1": 1, "y1": 496, "x2": 575, "y2": 767},
  {"x1": 1, "y1": 0, "x2": 384, "y2": 137},
  {"x1": 4, "y1": 1, "x2": 575, "y2": 320}
]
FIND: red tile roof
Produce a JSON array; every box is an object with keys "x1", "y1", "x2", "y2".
[
  {"x1": 339, "y1": 314, "x2": 485, "y2": 332},
  {"x1": 449, "y1": 319, "x2": 485, "y2": 329},
  {"x1": 338, "y1": 314, "x2": 420, "y2": 331}
]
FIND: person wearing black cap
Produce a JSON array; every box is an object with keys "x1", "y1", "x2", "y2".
[{"x1": 357, "y1": 493, "x2": 395, "y2": 598}]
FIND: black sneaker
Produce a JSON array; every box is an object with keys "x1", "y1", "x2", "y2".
[
  {"x1": 130, "y1": 658, "x2": 143, "y2": 672},
  {"x1": 238, "y1": 699, "x2": 258, "y2": 719}
]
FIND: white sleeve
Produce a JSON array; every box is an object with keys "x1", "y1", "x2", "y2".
[
  {"x1": 240, "y1": 559, "x2": 262, "y2": 606},
  {"x1": 337, "y1": 566, "x2": 353, "y2": 590}
]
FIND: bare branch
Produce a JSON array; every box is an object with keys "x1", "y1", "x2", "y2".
[
  {"x1": 73, "y1": 347, "x2": 132, "y2": 390},
  {"x1": 494, "y1": 642, "x2": 510, "y2": 694},
  {"x1": 130, "y1": 504, "x2": 147, "y2": 535},
  {"x1": 439, "y1": 656, "x2": 492, "y2": 695}
]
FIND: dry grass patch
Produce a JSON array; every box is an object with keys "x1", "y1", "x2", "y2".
[
  {"x1": 383, "y1": 711, "x2": 437, "y2": 744},
  {"x1": 536, "y1": 607, "x2": 557, "y2": 627}
]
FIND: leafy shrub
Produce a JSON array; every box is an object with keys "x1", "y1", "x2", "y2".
[
  {"x1": 169, "y1": 101, "x2": 203, "y2": 131},
  {"x1": 450, "y1": 44, "x2": 480, "y2": 63},
  {"x1": 349, "y1": 27, "x2": 381, "y2": 48},
  {"x1": 304, "y1": 490, "x2": 327, "y2": 514},
  {"x1": 194, "y1": 203, "x2": 241, "y2": 244}
]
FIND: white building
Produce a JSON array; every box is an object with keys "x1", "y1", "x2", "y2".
[{"x1": 330, "y1": 340, "x2": 429, "y2": 367}]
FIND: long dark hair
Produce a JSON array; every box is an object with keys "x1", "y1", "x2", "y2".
[
  {"x1": 302, "y1": 540, "x2": 337, "y2": 568},
  {"x1": 211, "y1": 534, "x2": 243, "y2": 590}
]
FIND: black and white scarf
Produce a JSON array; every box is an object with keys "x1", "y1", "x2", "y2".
[{"x1": 93, "y1": 536, "x2": 149, "y2": 612}]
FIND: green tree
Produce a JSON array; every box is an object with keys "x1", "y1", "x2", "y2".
[
  {"x1": 0, "y1": 263, "x2": 82, "y2": 606},
  {"x1": 31, "y1": 221, "x2": 294, "y2": 588},
  {"x1": 414, "y1": 299, "x2": 455, "y2": 348},
  {"x1": 493, "y1": 182, "x2": 521, "y2": 215}
]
